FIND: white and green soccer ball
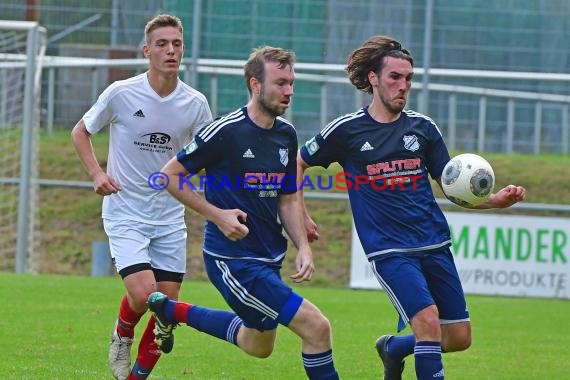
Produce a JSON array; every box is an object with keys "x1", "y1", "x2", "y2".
[{"x1": 441, "y1": 153, "x2": 495, "y2": 207}]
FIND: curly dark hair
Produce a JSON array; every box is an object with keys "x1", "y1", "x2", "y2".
[{"x1": 345, "y1": 35, "x2": 414, "y2": 94}]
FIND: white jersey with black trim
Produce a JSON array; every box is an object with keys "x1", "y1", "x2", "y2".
[{"x1": 83, "y1": 72, "x2": 213, "y2": 224}]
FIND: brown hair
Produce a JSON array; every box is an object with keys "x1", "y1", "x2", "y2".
[
  {"x1": 346, "y1": 35, "x2": 413, "y2": 94},
  {"x1": 144, "y1": 14, "x2": 183, "y2": 44},
  {"x1": 244, "y1": 46, "x2": 296, "y2": 95}
]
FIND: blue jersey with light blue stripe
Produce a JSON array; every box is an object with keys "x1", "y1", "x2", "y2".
[
  {"x1": 300, "y1": 106, "x2": 451, "y2": 260},
  {"x1": 177, "y1": 106, "x2": 298, "y2": 264}
]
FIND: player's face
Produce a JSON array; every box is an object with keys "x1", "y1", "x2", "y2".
[
  {"x1": 257, "y1": 62, "x2": 294, "y2": 118},
  {"x1": 144, "y1": 26, "x2": 184, "y2": 76},
  {"x1": 372, "y1": 56, "x2": 413, "y2": 115}
]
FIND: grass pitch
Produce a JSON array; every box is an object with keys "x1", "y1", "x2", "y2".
[{"x1": 1, "y1": 273, "x2": 568, "y2": 379}]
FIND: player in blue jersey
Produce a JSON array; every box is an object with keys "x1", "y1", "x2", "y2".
[
  {"x1": 146, "y1": 46, "x2": 339, "y2": 380},
  {"x1": 297, "y1": 35, "x2": 525, "y2": 380}
]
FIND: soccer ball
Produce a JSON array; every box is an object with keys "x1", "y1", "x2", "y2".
[{"x1": 441, "y1": 153, "x2": 495, "y2": 207}]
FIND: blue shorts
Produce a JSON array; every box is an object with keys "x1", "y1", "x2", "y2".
[
  {"x1": 371, "y1": 247, "x2": 470, "y2": 332},
  {"x1": 204, "y1": 254, "x2": 303, "y2": 331}
]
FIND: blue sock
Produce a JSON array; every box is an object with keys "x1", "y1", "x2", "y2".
[
  {"x1": 414, "y1": 341, "x2": 444, "y2": 380},
  {"x1": 386, "y1": 334, "x2": 415, "y2": 360},
  {"x1": 185, "y1": 305, "x2": 243, "y2": 345},
  {"x1": 302, "y1": 349, "x2": 339, "y2": 380},
  {"x1": 131, "y1": 362, "x2": 151, "y2": 379},
  {"x1": 163, "y1": 299, "x2": 176, "y2": 322}
]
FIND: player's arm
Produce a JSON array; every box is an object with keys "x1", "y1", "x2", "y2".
[
  {"x1": 296, "y1": 151, "x2": 320, "y2": 242},
  {"x1": 278, "y1": 191, "x2": 315, "y2": 283},
  {"x1": 161, "y1": 157, "x2": 248, "y2": 241},
  {"x1": 70, "y1": 119, "x2": 121, "y2": 196},
  {"x1": 472, "y1": 184, "x2": 526, "y2": 209},
  {"x1": 435, "y1": 177, "x2": 526, "y2": 210}
]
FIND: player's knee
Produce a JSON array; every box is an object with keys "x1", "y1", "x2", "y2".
[
  {"x1": 442, "y1": 327, "x2": 471, "y2": 352},
  {"x1": 244, "y1": 343, "x2": 274, "y2": 358},
  {"x1": 411, "y1": 307, "x2": 442, "y2": 341},
  {"x1": 308, "y1": 314, "x2": 332, "y2": 344},
  {"x1": 238, "y1": 329, "x2": 276, "y2": 358},
  {"x1": 130, "y1": 293, "x2": 152, "y2": 312},
  {"x1": 452, "y1": 331, "x2": 472, "y2": 351},
  {"x1": 413, "y1": 308, "x2": 440, "y2": 330}
]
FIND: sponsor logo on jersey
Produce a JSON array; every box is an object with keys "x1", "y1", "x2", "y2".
[
  {"x1": 243, "y1": 172, "x2": 286, "y2": 189},
  {"x1": 141, "y1": 132, "x2": 171, "y2": 145},
  {"x1": 133, "y1": 109, "x2": 145, "y2": 117},
  {"x1": 366, "y1": 158, "x2": 421, "y2": 176},
  {"x1": 133, "y1": 132, "x2": 173, "y2": 153}
]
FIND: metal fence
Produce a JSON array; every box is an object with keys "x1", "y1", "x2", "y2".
[
  {"x1": 39, "y1": 56, "x2": 570, "y2": 155},
  {"x1": 2, "y1": 0, "x2": 570, "y2": 154}
]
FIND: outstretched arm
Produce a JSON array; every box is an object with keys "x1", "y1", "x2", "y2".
[
  {"x1": 436, "y1": 178, "x2": 526, "y2": 210},
  {"x1": 162, "y1": 157, "x2": 249, "y2": 241},
  {"x1": 278, "y1": 192, "x2": 315, "y2": 283},
  {"x1": 474, "y1": 184, "x2": 526, "y2": 209}
]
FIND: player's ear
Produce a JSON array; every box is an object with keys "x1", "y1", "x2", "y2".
[
  {"x1": 142, "y1": 44, "x2": 150, "y2": 58},
  {"x1": 368, "y1": 71, "x2": 378, "y2": 86},
  {"x1": 250, "y1": 77, "x2": 261, "y2": 96}
]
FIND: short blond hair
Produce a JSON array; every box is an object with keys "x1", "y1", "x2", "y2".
[{"x1": 144, "y1": 14, "x2": 183, "y2": 44}]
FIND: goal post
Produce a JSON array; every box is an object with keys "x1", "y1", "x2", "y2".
[{"x1": 0, "y1": 21, "x2": 47, "y2": 273}]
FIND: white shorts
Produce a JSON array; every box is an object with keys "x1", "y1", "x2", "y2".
[{"x1": 103, "y1": 219, "x2": 187, "y2": 274}]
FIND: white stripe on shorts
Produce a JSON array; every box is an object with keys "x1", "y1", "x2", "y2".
[{"x1": 215, "y1": 260, "x2": 278, "y2": 319}]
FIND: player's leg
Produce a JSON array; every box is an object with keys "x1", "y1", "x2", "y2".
[
  {"x1": 372, "y1": 253, "x2": 444, "y2": 380},
  {"x1": 129, "y1": 272, "x2": 182, "y2": 380},
  {"x1": 104, "y1": 219, "x2": 157, "y2": 380},
  {"x1": 425, "y1": 248, "x2": 471, "y2": 353},
  {"x1": 409, "y1": 305, "x2": 445, "y2": 379},
  {"x1": 286, "y1": 298, "x2": 339, "y2": 380},
  {"x1": 148, "y1": 256, "x2": 338, "y2": 378},
  {"x1": 129, "y1": 222, "x2": 187, "y2": 379},
  {"x1": 212, "y1": 256, "x2": 338, "y2": 378},
  {"x1": 211, "y1": 257, "x2": 338, "y2": 378},
  {"x1": 147, "y1": 291, "x2": 250, "y2": 353},
  {"x1": 146, "y1": 254, "x2": 251, "y2": 356},
  {"x1": 441, "y1": 322, "x2": 471, "y2": 352}
]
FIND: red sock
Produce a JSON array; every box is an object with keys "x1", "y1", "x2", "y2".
[
  {"x1": 173, "y1": 302, "x2": 192, "y2": 323},
  {"x1": 116, "y1": 294, "x2": 145, "y2": 338},
  {"x1": 128, "y1": 315, "x2": 161, "y2": 379}
]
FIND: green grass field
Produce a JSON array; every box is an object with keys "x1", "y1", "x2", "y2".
[{"x1": 2, "y1": 273, "x2": 569, "y2": 379}]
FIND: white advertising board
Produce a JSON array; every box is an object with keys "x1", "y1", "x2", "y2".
[{"x1": 349, "y1": 212, "x2": 570, "y2": 299}]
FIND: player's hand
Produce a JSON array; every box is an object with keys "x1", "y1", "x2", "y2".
[
  {"x1": 489, "y1": 184, "x2": 526, "y2": 208},
  {"x1": 304, "y1": 214, "x2": 319, "y2": 242},
  {"x1": 93, "y1": 172, "x2": 121, "y2": 196},
  {"x1": 289, "y1": 246, "x2": 315, "y2": 283},
  {"x1": 216, "y1": 209, "x2": 249, "y2": 242}
]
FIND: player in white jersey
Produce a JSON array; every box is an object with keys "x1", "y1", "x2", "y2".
[{"x1": 71, "y1": 14, "x2": 212, "y2": 380}]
